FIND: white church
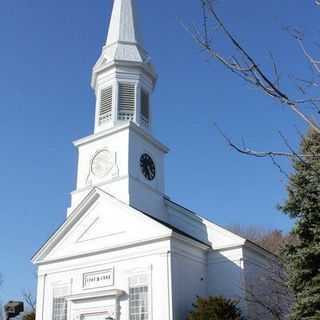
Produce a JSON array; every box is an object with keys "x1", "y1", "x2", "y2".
[{"x1": 32, "y1": 1, "x2": 273, "y2": 319}]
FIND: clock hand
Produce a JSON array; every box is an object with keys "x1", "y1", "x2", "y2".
[{"x1": 147, "y1": 165, "x2": 153, "y2": 177}]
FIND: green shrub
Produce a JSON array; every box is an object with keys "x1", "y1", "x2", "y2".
[{"x1": 187, "y1": 296, "x2": 245, "y2": 320}]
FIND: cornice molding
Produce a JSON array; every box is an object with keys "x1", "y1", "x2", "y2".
[
  {"x1": 35, "y1": 235, "x2": 172, "y2": 266},
  {"x1": 172, "y1": 232, "x2": 210, "y2": 251},
  {"x1": 244, "y1": 240, "x2": 277, "y2": 259},
  {"x1": 73, "y1": 122, "x2": 169, "y2": 154},
  {"x1": 66, "y1": 289, "x2": 125, "y2": 301},
  {"x1": 91, "y1": 59, "x2": 157, "y2": 89},
  {"x1": 32, "y1": 189, "x2": 100, "y2": 264}
]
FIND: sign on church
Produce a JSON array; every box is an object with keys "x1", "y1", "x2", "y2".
[{"x1": 83, "y1": 269, "x2": 114, "y2": 289}]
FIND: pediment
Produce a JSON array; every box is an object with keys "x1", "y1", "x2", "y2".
[
  {"x1": 33, "y1": 188, "x2": 171, "y2": 264},
  {"x1": 76, "y1": 216, "x2": 126, "y2": 243}
]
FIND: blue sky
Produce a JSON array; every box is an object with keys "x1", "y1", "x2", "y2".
[{"x1": 0, "y1": 0, "x2": 318, "y2": 305}]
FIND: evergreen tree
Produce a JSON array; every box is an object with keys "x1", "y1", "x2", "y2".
[{"x1": 280, "y1": 129, "x2": 320, "y2": 319}]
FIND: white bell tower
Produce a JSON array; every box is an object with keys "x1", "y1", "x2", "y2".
[{"x1": 69, "y1": 0, "x2": 169, "y2": 221}]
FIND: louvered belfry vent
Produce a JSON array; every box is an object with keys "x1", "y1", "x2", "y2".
[
  {"x1": 118, "y1": 83, "x2": 135, "y2": 121},
  {"x1": 99, "y1": 86, "x2": 113, "y2": 124},
  {"x1": 141, "y1": 89, "x2": 150, "y2": 127}
]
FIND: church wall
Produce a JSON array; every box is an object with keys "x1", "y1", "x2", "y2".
[
  {"x1": 166, "y1": 201, "x2": 250, "y2": 316},
  {"x1": 127, "y1": 127, "x2": 168, "y2": 220},
  {"x1": 242, "y1": 246, "x2": 283, "y2": 320},
  {"x1": 69, "y1": 127, "x2": 131, "y2": 213},
  {"x1": 128, "y1": 128, "x2": 166, "y2": 195},
  {"x1": 170, "y1": 238, "x2": 208, "y2": 320},
  {"x1": 207, "y1": 247, "x2": 246, "y2": 309},
  {"x1": 35, "y1": 239, "x2": 173, "y2": 320},
  {"x1": 75, "y1": 128, "x2": 130, "y2": 191},
  {"x1": 129, "y1": 178, "x2": 168, "y2": 221}
]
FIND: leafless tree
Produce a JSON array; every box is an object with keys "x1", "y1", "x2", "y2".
[
  {"x1": 244, "y1": 256, "x2": 294, "y2": 320},
  {"x1": 22, "y1": 291, "x2": 36, "y2": 320},
  {"x1": 187, "y1": 3, "x2": 317, "y2": 318},
  {"x1": 188, "y1": 0, "x2": 320, "y2": 163},
  {"x1": 226, "y1": 226, "x2": 295, "y2": 319},
  {"x1": 22, "y1": 291, "x2": 36, "y2": 313},
  {"x1": 228, "y1": 225, "x2": 293, "y2": 255}
]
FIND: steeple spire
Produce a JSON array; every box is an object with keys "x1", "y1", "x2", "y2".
[
  {"x1": 106, "y1": 0, "x2": 142, "y2": 47},
  {"x1": 92, "y1": 0, "x2": 155, "y2": 88}
]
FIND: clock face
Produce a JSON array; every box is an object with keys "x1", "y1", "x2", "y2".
[
  {"x1": 91, "y1": 150, "x2": 114, "y2": 178},
  {"x1": 140, "y1": 153, "x2": 156, "y2": 181}
]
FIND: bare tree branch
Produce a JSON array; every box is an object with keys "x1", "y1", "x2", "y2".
[
  {"x1": 214, "y1": 123, "x2": 319, "y2": 159},
  {"x1": 209, "y1": 212, "x2": 294, "y2": 320},
  {"x1": 22, "y1": 291, "x2": 36, "y2": 313},
  {"x1": 297, "y1": 37, "x2": 320, "y2": 74},
  {"x1": 191, "y1": 0, "x2": 320, "y2": 134}
]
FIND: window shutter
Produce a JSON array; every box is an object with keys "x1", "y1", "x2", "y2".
[
  {"x1": 141, "y1": 89, "x2": 150, "y2": 127},
  {"x1": 118, "y1": 83, "x2": 135, "y2": 121},
  {"x1": 99, "y1": 86, "x2": 113, "y2": 124}
]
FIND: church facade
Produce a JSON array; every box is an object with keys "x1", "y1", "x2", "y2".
[{"x1": 32, "y1": 1, "x2": 273, "y2": 319}]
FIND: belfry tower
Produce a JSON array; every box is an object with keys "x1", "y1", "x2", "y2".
[
  {"x1": 91, "y1": 0, "x2": 156, "y2": 133},
  {"x1": 69, "y1": 0, "x2": 169, "y2": 220}
]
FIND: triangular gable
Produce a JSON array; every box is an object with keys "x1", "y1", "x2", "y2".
[{"x1": 32, "y1": 188, "x2": 172, "y2": 264}]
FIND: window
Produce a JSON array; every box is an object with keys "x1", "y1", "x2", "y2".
[
  {"x1": 99, "y1": 86, "x2": 113, "y2": 124},
  {"x1": 118, "y1": 83, "x2": 135, "y2": 121},
  {"x1": 52, "y1": 297, "x2": 67, "y2": 320},
  {"x1": 141, "y1": 89, "x2": 150, "y2": 127},
  {"x1": 52, "y1": 287, "x2": 67, "y2": 320},
  {"x1": 129, "y1": 274, "x2": 149, "y2": 320}
]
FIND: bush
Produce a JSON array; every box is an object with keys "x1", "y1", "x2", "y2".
[
  {"x1": 187, "y1": 296, "x2": 245, "y2": 320},
  {"x1": 23, "y1": 312, "x2": 35, "y2": 320}
]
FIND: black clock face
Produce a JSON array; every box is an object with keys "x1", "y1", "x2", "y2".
[{"x1": 140, "y1": 153, "x2": 156, "y2": 181}]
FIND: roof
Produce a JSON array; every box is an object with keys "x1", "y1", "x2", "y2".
[
  {"x1": 165, "y1": 198, "x2": 277, "y2": 258},
  {"x1": 135, "y1": 208, "x2": 211, "y2": 248}
]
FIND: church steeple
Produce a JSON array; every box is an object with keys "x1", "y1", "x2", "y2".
[
  {"x1": 91, "y1": 0, "x2": 157, "y2": 134},
  {"x1": 69, "y1": 0, "x2": 168, "y2": 220}
]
